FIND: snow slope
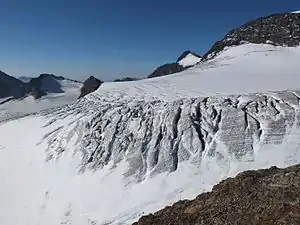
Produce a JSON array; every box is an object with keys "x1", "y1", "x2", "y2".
[
  {"x1": 177, "y1": 53, "x2": 201, "y2": 67},
  {"x1": 0, "y1": 79, "x2": 82, "y2": 122},
  {"x1": 94, "y1": 44, "x2": 300, "y2": 102},
  {"x1": 1, "y1": 43, "x2": 300, "y2": 225}
]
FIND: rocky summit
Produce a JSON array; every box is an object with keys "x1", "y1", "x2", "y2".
[
  {"x1": 78, "y1": 76, "x2": 103, "y2": 98},
  {"x1": 133, "y1": 164, "x2": 300, "y2": 225},
  {"x1": 148, "y1": 63, "x2": 184, "y2": 78},
  {"x1": 202, "y1": 13, "x2": 300, "y2": 60},
  {"x1": 148, "y1": 50, "x2": 201, "y2": 78}
]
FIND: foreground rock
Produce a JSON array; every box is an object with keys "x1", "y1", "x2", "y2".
[
  {"x1": 133, "y1": 164, "x2": 300, "y2": 225},
  {"x1": 78, "y1": 76, "x2": 103, "y2": 98},
  {"x1": 202, "y1": 13, "x2": 300, "y2": 60}
]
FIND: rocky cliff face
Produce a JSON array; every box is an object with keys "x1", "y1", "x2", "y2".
[
  {"x1": 133, "y1": 164, "x2": 300, "y2": 225},
  {"x1": 202, "y1": 13, "x2": 300, "y2": 60},
  {"x1": 78, "y1": 76, "x2": 103, "y2": 98}
]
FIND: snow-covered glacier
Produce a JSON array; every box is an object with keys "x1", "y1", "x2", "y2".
[{"x1": 1, "y1": 44, "x2": 300, "y2": 225}]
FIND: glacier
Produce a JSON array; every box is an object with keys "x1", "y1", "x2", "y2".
[
  {"x1": 1, "y1": 44, "x2": 300, "y2": 224},
  {"x1": 0, "y1": 78, "x2": 82, "y2": 123}
]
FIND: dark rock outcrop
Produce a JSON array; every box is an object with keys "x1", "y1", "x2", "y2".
[
  {"x1": 202, "y1": 13, "x2": 300, "y2": 60},
  {"x1": 133, "y1": 164, "x2": 300, "y2": 225},
  {"x1": 78, "y1": 76, "x2": 103, "y2": 98},
  {"x1": 0, "y1": 70, "x2": 27, "y2": 99},
  {"x1": 114, "y1": 77, "x2": 138, "y2": 82},
  {"x1": 148, "y1": 63, "x2": 184, "y2": 78}
]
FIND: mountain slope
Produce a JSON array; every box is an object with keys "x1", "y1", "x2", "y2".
[
  {"x1": 202, "y1": 12, "x2": 300, "y2": 60},
  {"x1": 177, "y1": 51, "x2": 202, "y2": 67},
  {"x1": 27, "y1": 73, "x2": 82, "y2": 99},
  {"x1": 96, "y1": 44, "x2": 300, "y2": 101},
  {"x1": 0, "y1": 74, "x2": 82, "y2": 122},
  {"x1": 134, "y1": 164, "x2": 300, "y2": 225},
  {"x1": 28, "y1": 74, "x2": 65, "y2": 95},
  {"x1": 0, "y1": 71, "x2": 27, "y2": 100}
]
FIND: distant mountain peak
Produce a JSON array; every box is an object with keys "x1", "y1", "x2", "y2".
[
  {"x1": 176, "y1": 50, "x2": 201, "y2": 63},
  {"x1": 148, "y1": 50, "x2": 201, "y2": 79},
  {"x1": 28, "y1": 74, "x2": 65, "y2": 98},
  {"x1": 114, "y1": 77, "x2": 139, "y2": 82},
  {"x1": 177, "y1": 51, "x2": 202, "y2": 68},
  {"x1": 39, "y1": 73, "x2": 65, "y2": 80}
]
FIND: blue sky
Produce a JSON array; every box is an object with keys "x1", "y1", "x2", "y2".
[{"x1": 0, "y1": 0, "x2": 299, "y2": 81}]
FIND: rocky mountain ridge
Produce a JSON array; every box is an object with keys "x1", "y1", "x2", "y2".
[
  {"x1": 0, "y1": 71, "x2": 82, "y2": 101},
  {"x1": 202, "y1": 12, "x2": 300, "y2": 60}
]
